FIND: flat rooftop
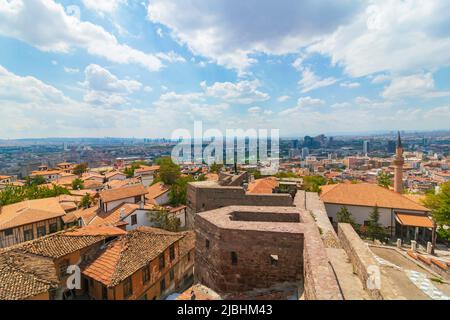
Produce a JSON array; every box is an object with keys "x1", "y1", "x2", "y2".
[{"x1": 196, "y1": 206, "x2": 303, "y2": 233}]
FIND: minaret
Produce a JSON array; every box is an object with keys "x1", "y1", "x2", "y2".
[{"x1": 393, "y1": 131, "x2": 404, "y2": 193}]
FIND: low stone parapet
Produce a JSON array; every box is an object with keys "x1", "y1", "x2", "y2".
[{"x1": 338, "y1": 223, "x2": 383, "y2": 300}]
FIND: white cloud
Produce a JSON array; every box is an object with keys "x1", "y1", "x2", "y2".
[
  {"x1": 82, "y1": 0, "x2": 127, "y2": 14},
  {"x1": 81, "y1": 64, "x2": 142, "y2": 106},
  {"x1": 277, "y1": 95, "x2": 290, "y2": 102},
  {"x1": 201, "y1": 80, "x2": 270, "y2": 104},
  {"x1": 156, "y1": 51, "x2": 186, "y2": 63},
  {"x1": 248, "y1": 106, "x2": 261, "y2": 113},
  {"x1": 156, "y1": 27, "x2": 164, "y2": 38},
  {"x1": 382, "y1": 73, "x2": 450, "y2": 99},
  {"x1": 371, "y1": 74, "x2": 390, "y2": 84},
  {"x1": 64, "y1": 67, "x2": 80, "y2": 73},
  {"x1": 153, "y1": 91, "x2": 229, "y2": 123},
  {"x1": 298, "y1": 68, "x2": 338, "y2": 93},
  {"x1": 310, "y1": 0, "x2": 450, "y2": 77},
  {"x1": 147, "y1": 0, "x2": 363, "y2": 73},
  {"x1": 279, "y1": 97, "x2": 325, "y2": 115},
  {"x1": 340, "y1": 82, "x2": 360, "y2": 88},
  {"x1": 0, "y1": 0, "x2": 164, "y2": 71}
]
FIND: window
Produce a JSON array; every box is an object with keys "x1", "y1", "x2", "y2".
[
  {"x1": 37, "y1": 226, "x2": 46, "y2": 238},
  {"x1": 4, "y1": 229, "x2": 13, "y2": 236},
  {"x1": 123, "y1": 277, "x2": 133, "y2": 298},
  {"x1": 131, "y1": 214, "x2": 137, "y2": 226},
  {"x1": 49, "y1": 223, "x2": 58, "y2": 234},
  {"x1": 205, "y1": 239, "x2": 210, "y2": 249},
  {"x1": 134, "y1": 196, "x2": 141, "y2": 203},
  {"x1": 159, "y1": 254, "x2": 165, "y2": 271},
  {"x1": 142, "y1": 266, "x2": 150, "y2": 284},
  {"x1": 24, "y1": 228, "x2": 34, "y2": 241},
  {"x1": 270, "y1": 255, "x2": 279, "y2": 267},
  {"x1": 169, "y1": 245, "x2": 175, "y2": 261},
  {"x1": 169, "y1": 269, "x2": 174, "y2": 282},
  {"x1": 231, "y1": 252, "x2": 238, "y2": 266},
  {"x1": 160, "y1": 278, "x2": 166, "y2": 292}
]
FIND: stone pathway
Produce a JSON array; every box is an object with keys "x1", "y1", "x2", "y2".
[
  {"x1": 371, "y1": 249, "x2": 449, "y2": 300},
  {"x1": 405, "y1": 270, "x2": 449, "y2": 300}
]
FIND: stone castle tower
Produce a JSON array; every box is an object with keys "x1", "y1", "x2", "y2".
[{"x1": 393, "y1": 131, "x2": 404, "y2": 193}]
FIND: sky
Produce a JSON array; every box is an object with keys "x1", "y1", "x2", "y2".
[{"x1": 0, "y1": 0, "x2": 450, "y2": 139}]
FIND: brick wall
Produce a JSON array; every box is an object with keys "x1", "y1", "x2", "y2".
[
  {"x1": 186, "y1": 184, "x2": 294, "y2": 228},
  {"x1": 195, "y1": 216, "x2": 303, "y2": 293}
]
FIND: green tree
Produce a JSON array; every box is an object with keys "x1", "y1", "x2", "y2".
[
  {"x1": 336, "y1": 206, "x2": 356, "y2": 227},
  {"x1": 73, "y1": 163, "x2": 88, "y2": 176},
  {"x1": 424, "y1": 181, "x2": 450, "y2": 241},
  {"x1": 148, "y1": 209, "x2": 181, "y2": 232},
  {"x1": 72, "y1": 178, "x2": 84, "y2": 190},
  {"x1": 366, "y1": 206, "x2": 387, "y2": 241},
  {"x1": 210, "y1": 162, "x2": 223, "y2": 174},
  {"x1": 169, "y1": 176, "x2": 194, "y2": 205},
  {"x1": 156, "y1": 157, "x2": 181, "y2": 185},
  {"x1": 275, "y1": 172, "x2": 299, "y2": 179},
  {"x1": 0, "y1": 184, "x2": 70, "y2": 206},
  {"x1": 302, "y1": 175, "x2": 327, "y2": 193},
  {"x1": 79, "y1": 194, "x2": 93, "y2": 209},
  {"x1": 25, "y1": 175, "x2": 46, "y2": 186},
  {"x1": 377, "y1": 171, "x2": 392, "y2": 189}
]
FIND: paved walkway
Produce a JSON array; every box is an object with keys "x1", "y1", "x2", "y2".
[
  {"x1": 371, "y1": 247, "x2": 449, "y2": 300},
  {"x1": 298, "y1": 191, "x2": 368, "y2": 300},
  {"x1": 326, "y1": 248, "x2": 370, "y2": 300}
]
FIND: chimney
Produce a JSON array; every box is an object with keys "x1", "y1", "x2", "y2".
[{"x1": 120, "y1": 208, "x2": 126, "y2": 219}]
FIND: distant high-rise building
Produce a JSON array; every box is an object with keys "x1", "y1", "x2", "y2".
[
  {"x1": 387, "y1": 140, "x2": 396, "y2": 154},
  {"x1": 301, "y1": 147, "x2": 310, "y2": 159},
  {"x1": 363, "y1": 140, "x2": 370, "y2": 154},
  {"x1": 303, "y1": 136, "x2": 314, "y2": 148}
]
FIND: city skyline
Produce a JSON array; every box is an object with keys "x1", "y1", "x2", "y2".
[{"x1": 1, "y1": 0, "x2": 450, "y2": 139}]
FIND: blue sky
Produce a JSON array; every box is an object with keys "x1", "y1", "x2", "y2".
[{"x1": 0, "y1": 0, "x2": 450, "y2": 138}]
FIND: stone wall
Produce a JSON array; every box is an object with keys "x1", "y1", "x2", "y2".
[
  {"x1": 299, "y1": 207, "x2": 343, "y2": 300},
  {"x1": 186, "y1": 184, "x2": 294, "y2": 228},
  {"x1": 338, "y1": 223, "x2": 383, "y2": 300},
  {"x1": 194, "y1": 206, "x2": 343, "y2": 300},
  {"x1": 195, "y1": 214, "x2": 303, "y2": 293}
]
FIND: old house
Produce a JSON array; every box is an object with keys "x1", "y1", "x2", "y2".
[
  {"x1": 99, "y1": 184, "x2": 148, "y2": 212},
  {"x1": 81, "y1": 227, "x2": 194, "y2": 300},
  {"x1": 0, "y1": 198, "x2": 67, "y2": 248},
  {"x1": 0, "y1": 226, "x2": 125, "y2": 300}
]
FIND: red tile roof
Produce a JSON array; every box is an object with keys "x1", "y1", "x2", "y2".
[
  {"x1": 82, "y1": 227, "x2": 184, "y2": 287},
  {"x1": 320, "y1": 183, "x2": 430, "y2": 211},
  {"x1": 99, "y1": 185, "x2": 147, "y2": 203}
]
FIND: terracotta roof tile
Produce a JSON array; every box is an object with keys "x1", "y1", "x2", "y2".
[
  {"x1": 8, "y1": 231, "x2": 108, "y2": 259},
  {"x1": 145, "y1": 182, "x2": 170, "y2": 204},
  {"x1": 0, "y1": 198, "x2": 66, "y2": 231},
  {"x1": 82, "y1": 227, "x2": 184, "y2": 287},
  {"x1": 320, "y1": 183, "x2": 430, "y2": 211},
  {"x1": 247, "y1": 177, "x2": 278, "y2": 194},
  {"x1": 0, "y1": 250, "x2": 58, "y2": 300},
  {"x1": 395, "y1": 212, "x2": 434, "y2": 228},
  {"x1": 99, "y1": 185, "x2": 147, "y2": 203}
]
